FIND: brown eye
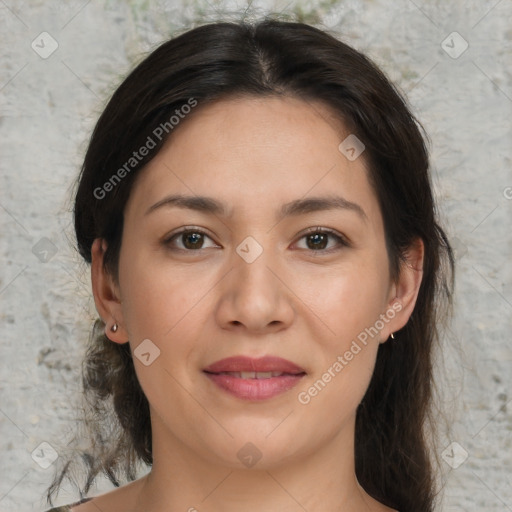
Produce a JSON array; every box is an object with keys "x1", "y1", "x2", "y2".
[
  {"x1": 306, "y1": 232, "x2": 329, "y2": 250},
  {"x1": 181, "y1": 231, "x2": 205, "y2": 249},
  {"x1": 164, "y1": 229, "x2": 217, "y2": 251},
  {"x1": 296, "y1": 228, "x2": 349, "y2": 253}
]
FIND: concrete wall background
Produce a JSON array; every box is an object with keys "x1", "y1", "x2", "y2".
[{"x1": 1, "y1": 0, "x2": 511, "y2": 510}]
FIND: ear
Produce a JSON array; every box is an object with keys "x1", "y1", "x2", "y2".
[
  {"x1": 91, "y1": 238, "x2": 128, "y2": 344},
  {"x1": 380, "y1": 237, "x2": 424, "y2": 343}
]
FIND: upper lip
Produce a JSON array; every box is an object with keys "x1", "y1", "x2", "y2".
[{"x1": 203, "y1": 356, "x2": 306, "y2": 374}]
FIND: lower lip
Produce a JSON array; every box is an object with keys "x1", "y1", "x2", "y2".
[{"x1": 204, "y1": 372, "x2": 305, "y2": 401}]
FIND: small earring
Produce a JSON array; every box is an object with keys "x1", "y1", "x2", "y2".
[
  {"x1": 390, "y1": 333, "x2": 395, "y2": 339},
  {"x1": 111, "y1": 323, "x2": 118, "y2": 333}
]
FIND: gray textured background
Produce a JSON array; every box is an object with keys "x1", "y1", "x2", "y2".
[{"x1": 1, "y1": 0, "x2": 511, "y2": 510}]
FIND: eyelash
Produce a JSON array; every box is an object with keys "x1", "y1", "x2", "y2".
[{"x1": 163, "y1": 226, "x2": 349, "y2": 254}]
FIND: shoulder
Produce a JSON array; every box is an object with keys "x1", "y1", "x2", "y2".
[
  {"x1": 45, "y1": 475, "x2": 147, "y2": 512},
  {"x1": 43, "y1": 497, "x2": 93, "y2": 512}
]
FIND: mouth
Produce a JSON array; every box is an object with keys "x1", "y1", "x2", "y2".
[
  {"x1": 203, "y1": 356, "x2": 307, "y2": 401},
  {"x1": 204, "y1": 370, "x2": 305, "y2": 379},
  {"x1": 203, "y1": 355, "x2": 306, "y2": 374}
]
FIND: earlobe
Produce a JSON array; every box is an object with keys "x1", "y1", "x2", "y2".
[
  {"x1": 381, "y1": 238, "x2": 425, "y2": 341},
  {"x1": 91, "y1": 238, "x2": 128, "y2": 344}
]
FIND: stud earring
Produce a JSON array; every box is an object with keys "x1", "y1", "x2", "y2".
[
  {"x1": 111, "y1": 323, "x2": 118, "y2": 333},
  {"x1": 390, "y1": 332, "x2": 395, "y2": 339}
]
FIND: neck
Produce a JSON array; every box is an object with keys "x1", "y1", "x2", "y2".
[{"x1": 133, "y1": 409, "x2": 384, "y2": 512}]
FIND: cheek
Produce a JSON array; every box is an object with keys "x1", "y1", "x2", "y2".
[
  {"x1": 310, "y1": 260, "x2": 389, "y2": 345},
  {"x1": 116, "y1": 248, "x2": 208, "y2": 402},
  {"x1": 117, "y1": 242, "x2": 204, "y2": 342},
  {"x1": 298, "y1": 261, "x2": 387, "y2": 404},
  {"x1": 296, "y1": 272, "x2": 384, "y2": 428}
]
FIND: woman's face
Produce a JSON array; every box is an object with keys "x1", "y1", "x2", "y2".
[{"x1": 100, "y1": 96, "x2": 410, "y2": 469}]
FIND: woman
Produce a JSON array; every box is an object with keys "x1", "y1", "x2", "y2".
[{"x1": 44, "y1": 17, "x2": 454, "y2": 512}]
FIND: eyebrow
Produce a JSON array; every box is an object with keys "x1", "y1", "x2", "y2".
[{"x1": 145, "y1": 193, "x2": 367, "y2": 222}]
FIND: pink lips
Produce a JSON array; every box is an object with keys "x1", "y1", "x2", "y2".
[{"x1": 203, "y1": 355, "x2": 306, "y2": 401}]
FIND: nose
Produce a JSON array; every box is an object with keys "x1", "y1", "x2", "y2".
[{"x1": 214, "y1": 245, "x2": 295, "y2": 334}]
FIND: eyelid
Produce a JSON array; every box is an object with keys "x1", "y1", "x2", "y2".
[
  {"x1": 162, "y1": 226, "x2": 217, "y2": 248},
  {"x1": 163, "y1": 226, "x2": 350, "y2": 252},
  {"x1": 299, "y1": 226, "x2": 349, "y2": 243},
  {"x1": 294, "y1": 226, "x2": 350, "y2": 251}
]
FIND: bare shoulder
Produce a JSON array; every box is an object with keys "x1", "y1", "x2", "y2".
[
  {"x1": 71, "y1": 477, "x2": 147, "y2": 512},
  {"x1": 70, "y1": 500, "x2": 96, "y2": 511}
]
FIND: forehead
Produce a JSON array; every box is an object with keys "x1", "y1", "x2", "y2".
[
  {"x1": 125, "y1": 95, "x2": 381, "y2": 228},
  {"x1": 167, "y1": 95, "x2": 349, "y2": 159}
]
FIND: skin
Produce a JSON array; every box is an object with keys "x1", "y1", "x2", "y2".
[{"x1": 79, "y1": 96, "x2": 424, "y2": 512}]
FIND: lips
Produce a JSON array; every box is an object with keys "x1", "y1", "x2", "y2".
[
  {"x1": 203, "y1": 356, "x2": 306, "y2": 401},
  {"x1": 213, "y1": 371, "x2": 290, "y2": 379},
  {"x1": 203, "y1": 355, "x2": 306, "y2": 375}
]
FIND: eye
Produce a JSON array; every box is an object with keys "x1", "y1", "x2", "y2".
[
  {"x1": 163, "y1": 226, "x2": 349, "y2": 254},
  {"x1": 294, "y1": 227, "x2": 349, "y2": 253},
  {"x1": 163, "y1": 228, "x2": 218, "y2": 251}
]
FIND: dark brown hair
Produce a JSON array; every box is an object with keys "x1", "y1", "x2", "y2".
[{"x1": 46, "y1": 18, "x2": 454, "y2": 512}]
